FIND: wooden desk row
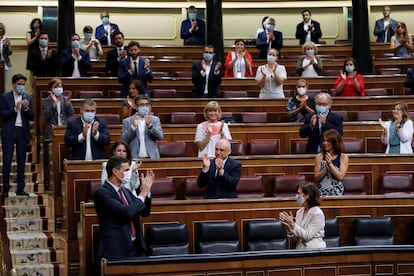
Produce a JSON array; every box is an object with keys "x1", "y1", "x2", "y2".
[
  {"x1": 79, "y1": 194, "x2": 414, "y2": 275},
  {"x1": 89, "y1": 56, "x2": 414, "y2": 78},
  {"x1": 62, "y1": 96, "x2": 414, "y2": 124},
  {"x1": 66, "y1": 154, "x2": 414, "y2": 269}
]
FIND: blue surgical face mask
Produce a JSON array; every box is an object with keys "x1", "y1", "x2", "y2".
[
  {"x1": 306, "y1": 49, "x2": 314, "y2": 56},
  {"x1": 203, "y1": 53, "x2": 213, "y2": 61},
  {"x1": 39, "y1": 39, "x2": 48, "y2": 47},
  {"x1": 295, "y1": 194, "x2": 305, "y2": 206},
  {"x1": 266, "y1": 24, "x2": 274, "y2": 32},
  {"x1": 138, "y1": 106, "x2": 149, "y2": 117},
  {"x1": 102, "y1": 17, "x2": 110, "y2": 25},
  {"x1": 53, "y1": 87, "x2": 63, "y2": 96},
  {"x1": 84, "y1": 33, "x2": 92, "y2": 40},
  {"x1": 345, "y1": 65, "x2": 355, "y2": 73},
  {"x1": 267, "y1": 55, "x2": 277, "y2": 64},
  {"x1": 71, "y1": 40, "x2": 80, "y2": 49},
  {"x1": 188, "y1": 13, "x2": 197, "y2": 21},
  {"x1": 315, "y1": 105, "x2": 328, "y2": 114},
  {"x1": 15, "y1": 85, "x2": 25, "y2": 94},
  {"x1": 83, "y1": 112, "x2": 95, "y2": 123}
]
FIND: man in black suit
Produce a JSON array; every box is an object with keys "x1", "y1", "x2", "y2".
[
  {"x1": 197, "y1": 138, "x2": 242, "y2": 198},
  {"x1": 64, "y1": 99, "x2": 110, "y2": 160},
  {"x1": 299, "y1": 92, "x2": 343, "y2": 153},
  {"x1": 256, "y1": 17, "x2": 283, "y2": 59},
  {"x1": 191, "y1": 45, "x2": 223, "y2": 97},
  {"x1": 0, "y1": 74, "x2": 34, "y2": 197},
  {"x1": 106, "y1": 31, "x2": 127, "y2": 77},
  {"x1": 60, "y1": 33, "x2": 91, "y2": 77},
  {"x1": 295, "y1": 9, "x2": 322, "y2": 45},
  {"x1": 94, "y1": 156, "x2": 153, "y2": 260},
  {"x1": 27, "y1": 32, "x2": 59, "y2": 85}
]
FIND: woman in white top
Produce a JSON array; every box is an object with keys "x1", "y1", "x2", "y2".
[
  {"x1": 379, "y1": 102, "x2": 414, "y2": 153},
  {"x1": 80, "y1": 25, "x2": 103, "y2": 60},
  {"x1": 279, "y1": 182, "x2": 326, "y2": 249},
  {"x1": 255, "y1": 48, "x2": 287, "y2": 99},
  {"x1": 195, "y1": 101, "x2": 232, "y2": 158},
  {"x1": 295, "y1": 41, "x2": 323, "y2": 77},
  {"x1": 101, "y1": 140, "x2": 142, "y2": 197}
]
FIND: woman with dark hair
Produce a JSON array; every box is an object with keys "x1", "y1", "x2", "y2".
[
  {"x1": 121, "y1": 79, "x2": 144, "y2": 120},
  {"x1": 314, "y1": 128, "x2": 348, "y2": 196},
  {"x1": 279, "y1": 182, "x2": 326, "y2": 249},
  {"x1": 379, "y1": 102, "x2": 413, "y2": 153},
  {"x1": 390, "y1": 21, "x2": 413, "y2": 57},
  {"x1": 101, "y1": 140, "x2": 142, "y2": 197},
  {"x1": 334, "y1": 57, "x2": 365, "y2": 96},
  {"x1": 0, "y1": 23, "x2": 12, "y2": 91},
  {"x1": 25, "y1": 18, "x2": 43, "y2": 70},
  {"x1": 224, "y1": 39, "x2": 254, "y2": 78}
]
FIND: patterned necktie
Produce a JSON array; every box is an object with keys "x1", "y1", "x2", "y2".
[{"x1": 118, "y1": 188, "x2": 136, "y2": 238}]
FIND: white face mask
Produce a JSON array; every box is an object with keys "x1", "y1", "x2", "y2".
[{"x1": 297, "y1": 87, "x2": 306, "y2": 95}]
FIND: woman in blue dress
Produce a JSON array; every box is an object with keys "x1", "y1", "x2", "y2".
[
  {"x1": 390, "y1": 21, "x2": 413, "y2": 57},
  {"x1": 314, "y1": 129, "x2": 349, "y2": 196}
]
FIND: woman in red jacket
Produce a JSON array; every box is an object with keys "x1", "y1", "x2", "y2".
[
  {"x1": 334, "y1": 57, "x2": 365, "y2": 96},
  {"x1": 224, "y1": 39, "x2": 254, "y2": 78}
]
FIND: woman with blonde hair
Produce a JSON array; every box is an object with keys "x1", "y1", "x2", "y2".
[
  {"x1": 195, "y1": 101, "x2": 232, "y2": 157},
  {"x1": 379, "y1": 102, "x2": 413, "y2": 153},
  {"x1": 295, "y1": 41, "x2": 323, "y2": 77},
  {"x1": 390, "y1": 21, "x2": 413, "y2": 57}
]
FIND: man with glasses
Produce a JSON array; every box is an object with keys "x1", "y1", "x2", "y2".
[
  {"x1": 299, "y1": 92, "x2": 343, "y2": 153},
  {"x1": 191, "y1": 45, "x2": 223, "y2": 98},
  {"x1": 121, "y1": 95, "x2": 164, "y2": 159}
]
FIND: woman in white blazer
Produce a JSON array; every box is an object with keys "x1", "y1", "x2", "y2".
[
  {"x1": 279, "y1": 182, "x2": 326, "y2": 249},
  {"x1": 379, "y1": 102, "x2": 414, "y2": 154}
]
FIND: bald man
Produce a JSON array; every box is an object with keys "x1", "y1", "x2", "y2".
[{"x1": 197, "y1": 139, "x2": 242, "y2": 198}]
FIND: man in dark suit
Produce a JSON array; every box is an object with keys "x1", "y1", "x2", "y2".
[
  {"x1": 60, "y1": 33, "x2": 91, "y2": 77},
  {"x1": 256, "y1": 17, "x2": 283, "y2": 59},
  {"x1": 299, "y1": 92, "x2": 343, "y2": 153},
  {"x1": 0, "y1": 74, "x2": 34, "y2": 197},
  {"x1": 95, "y1": 11, "x2": 120, "y2": 46},
  {"x1": 180, "y1": 5, "x2": 206, "y2": 46},
  {"x1": 118, "y1": 40, "x2": 153, "y2": 97},
  {"x1": 404, "y1": 67, "x2": 414, "y2": 94},
  {"x1": 94, "y1": 156, "x2": 153, "y2": 261},
  {"x1": 373, "y1": 6, "x2": 398, "y2": 43},
  {"x1": 191, "y1": 45, "x2": 223, "y2": 98},
  {"x1": 197, "y1": 138, "x2": 242, "y2": 199},
  {"x1": 295, "y1": 9, "x2": 322, "y2": 45},
  {"x1": 105, "y1": 31, "x2": 127, "y2": 77},
  {"x1": 27, "y1": 32, "x2": 59, "y2": 85},
  {"x1": 64, "y1": 99, "x2": 110, "y2": 160}
]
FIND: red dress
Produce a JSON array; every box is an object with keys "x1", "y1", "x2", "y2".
[{"x1": 334, "y1": 74, "x2": 365, "y2": 96}]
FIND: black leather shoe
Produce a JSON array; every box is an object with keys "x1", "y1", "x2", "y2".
[{"x1": 16, "y1": 191, "x2": 29, "y2": 196}]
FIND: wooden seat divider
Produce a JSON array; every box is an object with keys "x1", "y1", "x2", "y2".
[
  {"x1": 68, "y1": 153, "x2": 414, "y2": 270},
  {"x1": 79, "y1": 193, "x2": 414, "y2": 275}
]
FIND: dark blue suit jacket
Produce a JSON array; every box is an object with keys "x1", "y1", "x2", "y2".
[
  {"x1": 256, "y1": 30, "x2": 283, "y2": 59},
  {"x1": 191, "y1": 60, "x2": 223, "y2": 98},
  {"x1": 197, "y1": 157, "x2": 242, "y2": 199},
  {"x1": 0, "y1": 91, "x2": 34, "y2": 143},
  {"x1": 299, "y1": 111, "x2": 343, "y2": 153},
  {"x1": 374, "y1": 18, "x2": 397, "y2": 43},
  {"x1": 295, "y1": 20, "x2": 322, "y2": 45},
  {"x1": 118, "y1": 56, "x2": 153, "y2": 97},
  {"x1": 180, "y1": 19, "x2": 206, "y2": 46},
  {"x1": 60, "y1": 48, "x2": 91, "y2": 77},
  {"x1": 64, "y1": 116, "x2": 110, "y2": 160},
  {"x1": 95, "y1": 23, "x2": 120, "y2": 46},
  {"x1": 94, "y1": 182, "x2": 151, "y2": 259}
]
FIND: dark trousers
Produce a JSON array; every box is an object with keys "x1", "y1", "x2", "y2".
[{"x1": 2, "y1": 126, "x2": 27, "y2": 191}]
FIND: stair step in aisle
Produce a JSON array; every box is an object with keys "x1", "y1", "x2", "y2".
[{"x1": 2, "y1": 158, "x2": 67, "y2": 275}]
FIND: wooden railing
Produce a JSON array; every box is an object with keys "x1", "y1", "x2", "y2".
[{"x1": 79, "y1": 195, "x2": 414, "y2": 275}]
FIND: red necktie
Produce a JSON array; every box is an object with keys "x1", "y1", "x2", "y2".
[{"x1": 118, "y1": 188, "x2": 136, "y2": 238}]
